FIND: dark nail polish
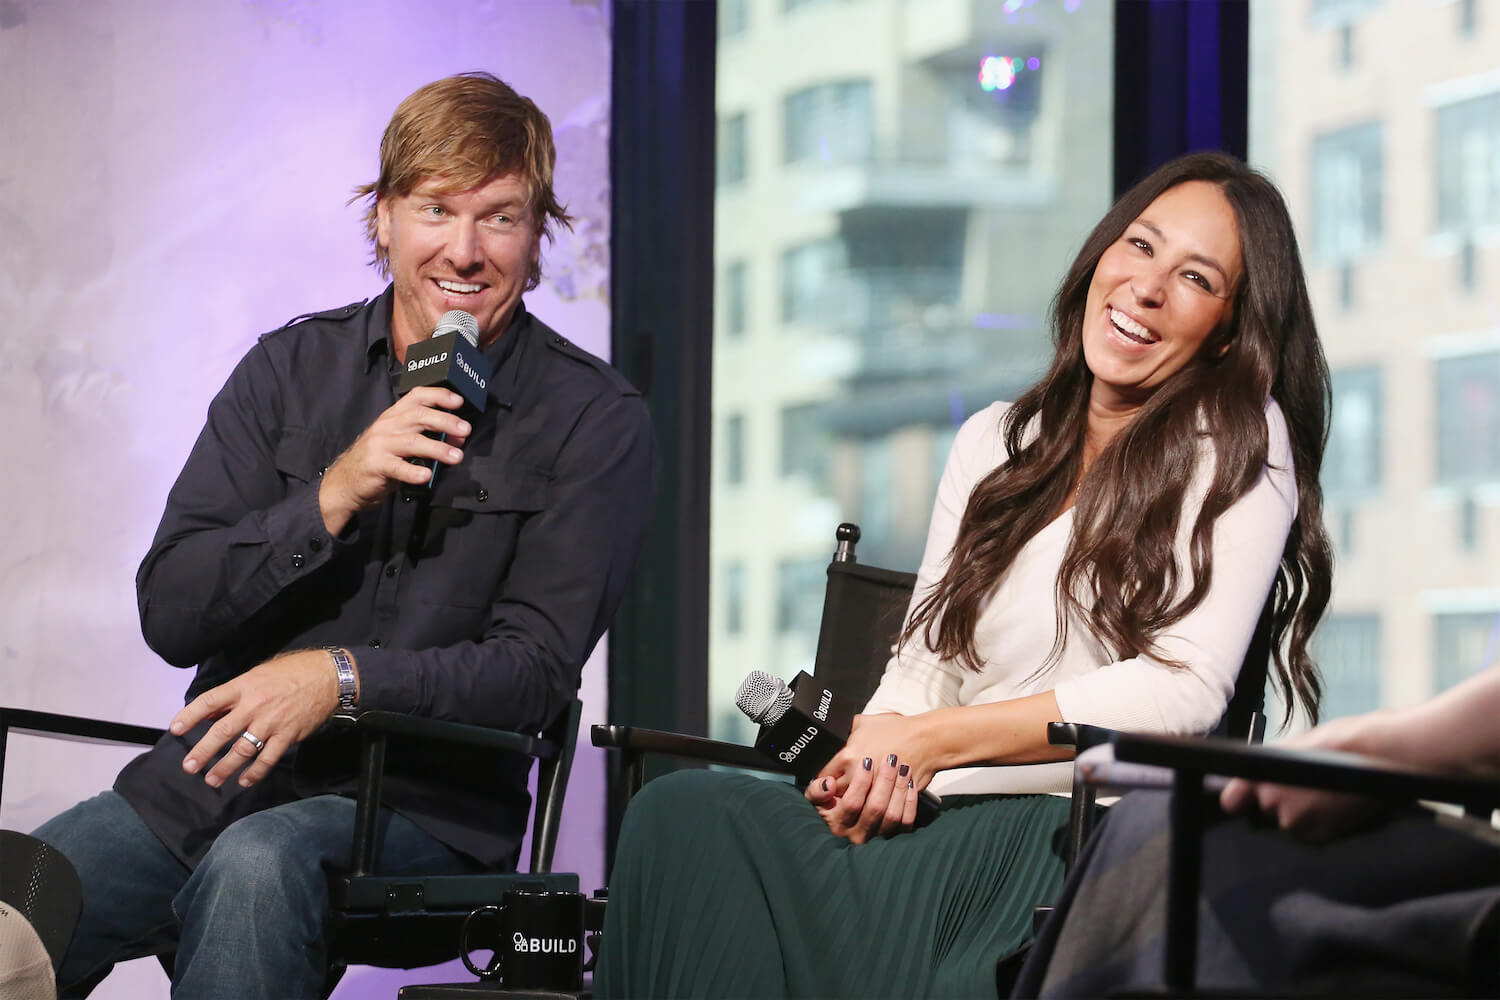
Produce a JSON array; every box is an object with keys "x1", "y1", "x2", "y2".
[
  {"x1": 821, "y1": 778, "x2": 829, "y2": 792},
  {"x1": 908, "y1": 778, "x2": 914, "y2": 789},
  {"x1": 886, "y1": 753, "x2": 897, "y2": 767},
  {"x1": 862, "y1": 757, "x2": 873, "y2": 771},
  {"x1": 898, "y1": 763, "x2": 910, "y2": 777}
]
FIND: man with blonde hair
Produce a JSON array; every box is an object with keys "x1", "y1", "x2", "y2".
[{"x1": 33, "y1": 72, "x2": 655, "y2": 999}]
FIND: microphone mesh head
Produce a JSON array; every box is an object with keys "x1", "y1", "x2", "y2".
[
  {"x1": 735, "y1": 671, "x2": 794, "y2": 726},
  {"x1": 433, "y1": 310, "x2": 480, "y2": 347}
]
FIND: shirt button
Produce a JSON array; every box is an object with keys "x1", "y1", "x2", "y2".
[
  {"x1": 368, "y1": 638, "x2": 382, "y2": 648},
  {"x1": 402, "y1": 495, "x2": 413, "y2": 503},
  {"x1": 384, "y1": 565, "x2": 397, "y2": 578},
  {"x1": 291, "y1": 554, "x2": 305, "y2": 569},
  {"x1": 476, "y1": 487, "x2": 489, "y2": 502},
  {"x1": 309, "y1": 538, "x2": 324, "y2": 552}
]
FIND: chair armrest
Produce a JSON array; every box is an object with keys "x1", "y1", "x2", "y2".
[
  {"x1": 331, "y1": 711, "x2": 554, "y2": 760},
  {"x1": 1046, "y1": 721, "x2": 1119, "y2": 754},
  {"x1": 0, "y1": 707, "x2": 165, "y2": 748},
  {"x1": 590, "y1": 724, "x2": 792, "y2": 775},
  {"x1": 334, "y1": 710, "x2": 560, "y2": 877},
  {"x1": 1110, "y1": 731, "x2": 1500, "y2": 815},
  {"x1": 0, "y1": 708, "x2": 167, "y2": 813}
]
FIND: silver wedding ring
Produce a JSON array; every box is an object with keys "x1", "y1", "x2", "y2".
[{"x1": 238, "y1": 730, "x2": 265, "y2": 752}]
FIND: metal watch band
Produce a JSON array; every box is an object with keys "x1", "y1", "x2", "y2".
[{"x1": 326, "y1": 646, "x2": 358, "y2": 711}]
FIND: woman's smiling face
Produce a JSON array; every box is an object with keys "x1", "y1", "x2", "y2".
[{"x1": 1081, "y1": 180, "x2": 1244, "y2": 410}]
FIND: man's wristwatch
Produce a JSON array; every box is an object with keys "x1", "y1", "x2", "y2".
[{"x1": 326, "y1": 646, "x2": 358, "y2": 712}]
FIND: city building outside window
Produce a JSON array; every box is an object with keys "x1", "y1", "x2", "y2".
[
  {"x1": 1252, "y1": 2, "x2": 1498, "y2": 727},
  {"x1": 708, "y1": 0, "x2": 1113, "y2": 737}
]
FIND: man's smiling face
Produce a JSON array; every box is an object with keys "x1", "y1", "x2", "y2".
[{"x1": 376, "y1": 172, "x2": 540, "y2": 357}]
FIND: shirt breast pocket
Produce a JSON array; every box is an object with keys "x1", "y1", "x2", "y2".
[
  {"x1": 418, "y1": 463, "x2": 550, "y2": 608},
  {"x1": 274, "y1": 429, "x2": 339, "y2": 485}
]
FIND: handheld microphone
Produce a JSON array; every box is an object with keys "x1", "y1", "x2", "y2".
[
  {"x1": 735, "y1": 670, "x2": 941, "y2": 826},
  {"x1": 396, "y1": 310, "x2": 492, "y2": 491}
]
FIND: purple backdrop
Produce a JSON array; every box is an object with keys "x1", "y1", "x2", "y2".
[{"x1": 0, "y1": 1, "x2": 612, "y2": 995}]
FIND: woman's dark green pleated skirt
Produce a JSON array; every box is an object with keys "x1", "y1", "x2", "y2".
[{"x1": 596, "y1": 769, "x2": 1073, "y2": 999}]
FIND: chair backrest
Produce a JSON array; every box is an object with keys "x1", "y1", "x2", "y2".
[
  {"x1": 1211, "y1": 593, "x2": 1275, "y2": 744},
  {"x1": 809, "y1": 523, "x2": 1275, "y2": 742},
  {"x1": 810, "y1": 524, "x2": 918, "y2": 712},
  {"x1": 528, "y1": 698, "x2": 583, "y2": 873}
]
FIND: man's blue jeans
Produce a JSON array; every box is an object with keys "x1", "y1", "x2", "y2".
[{"x1": 34, "y1": 790, "x2": 481, "y2": 999}]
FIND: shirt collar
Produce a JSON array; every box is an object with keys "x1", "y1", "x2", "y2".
[
  {"x1": 481, "y1": 301, "x2": 528, "y2": 409},
  {"x1": 362, "y1": 285, "x2": 396, "y2": 373}
]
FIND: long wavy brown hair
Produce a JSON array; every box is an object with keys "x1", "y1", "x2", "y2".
[{"x1": 901, "y1": 152, "x2": 1333, "y2": 726}]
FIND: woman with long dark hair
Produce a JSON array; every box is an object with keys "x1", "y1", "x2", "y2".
[{"x1": 596, "y1": 152, "x2": 1334, "y2": 999}]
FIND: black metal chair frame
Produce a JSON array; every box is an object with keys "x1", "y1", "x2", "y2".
[{"x1": 0, "y1": 699, "x2": 583, "y2": 991}]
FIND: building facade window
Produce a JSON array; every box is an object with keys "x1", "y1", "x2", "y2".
[
  {"x1": 776, "y1": 558, "x2": 826, "y2": 636},
  {"x1": 1324, "y1": 366, "x2": 1382, "y2": 495},
  {"x1": 780, "y1": 239, "x2": 844, "y2": 324},
  {"x1": 724, "y1": 259, "x2": 749, "y2": 338},
  {"x1": 1435, "y1": 89, "x2": 1500, "y2": 234},
  {"x1": 717, "y1": 112, "x2": 749, "y2": 187},
  {"x1": 1311, "y1": 0, "x2": 1382, "y2": 23},
  {"x1": 719, "y1": 0, "x2": 749, "y2": 40},
  {"x1": 724, "y1": 412, "x2": 746, "y2": 486},
  {"x1": 783, "y1": 80, "x2": 873, "y2": 166},
  {"x1": 1312, "y1": 614, "x2": 1381, "y2": 720},
  {"x1": 1434, "y1": 610, "x2": 1500, "y2": 691},
  {"x1": 724, "y1": 562, "x2": 746, "y2": 634},
  {"x1": 1435, "y1": 350, "x2": 1500, "y2": 485},
  {"x1": 1312, "y1": 122, "x2": 1383, "y2": 261},
  {"x1": 858, "y1": 435, "x2": 894, "y2": 546},
  {"x1": 780, "y1": 403, "x2": 829, "y2": 486}
]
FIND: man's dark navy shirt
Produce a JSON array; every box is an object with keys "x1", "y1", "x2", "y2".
[{"x1": 117, "y1": 286, "x2": 656, "y2": 869}]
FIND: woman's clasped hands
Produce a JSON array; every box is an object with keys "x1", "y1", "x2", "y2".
[{"x1": 804, "y1": 712, "x2": 936, "y2": 844}]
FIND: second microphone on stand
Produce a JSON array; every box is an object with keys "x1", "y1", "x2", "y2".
[{"x1": 735, "y1": 669, "x2": 941, "y2": 826}]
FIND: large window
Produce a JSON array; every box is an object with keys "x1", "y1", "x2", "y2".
[
  {"x1": 708, "y1": 0, "x2": 1114, "y2": 735},
  {"x1": 1435, "y1": 88, "x2": 1500, "y2": 234},
  {"x1": 1251, "y1": 3, "x2": 1500, "y2": 729}
]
